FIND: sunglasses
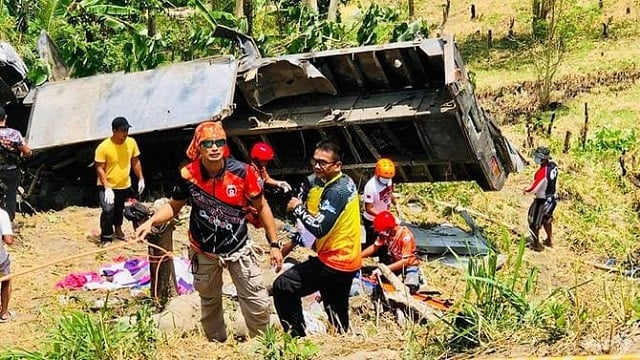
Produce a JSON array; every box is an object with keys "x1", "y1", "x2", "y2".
[
  {"x1": 310, "y1": 158, "x2": 337, "y2": 169},
  {"x1": 200, "y1": 139, "x2": 226, "y2": 149}
]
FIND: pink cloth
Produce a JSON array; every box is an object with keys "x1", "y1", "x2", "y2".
[{"x1": 55, "y1": 272, "x2": 102, "y2": 290}]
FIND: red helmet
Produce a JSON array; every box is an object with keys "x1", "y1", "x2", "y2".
[
  {"x1": 373, "y1": 211, "x2": 396, "y2": 233},
  {"x1": 250, "y1": 142, "x2": 274, "y2": 162}
]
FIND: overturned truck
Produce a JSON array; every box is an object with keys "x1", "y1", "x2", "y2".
[{"x1": 2, "y1": 33, "x2": 522, "y2": 209}]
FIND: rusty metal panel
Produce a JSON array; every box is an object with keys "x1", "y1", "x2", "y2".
[
  {"x1": 26, "y1": 56, "x2": 237, "y2": 149},
  {"x1": 238, "y1": 58, "x2": 336, "y2": 107},
  {"x1": 237, "y1": 39, "x2": 447, "y2": 105}
]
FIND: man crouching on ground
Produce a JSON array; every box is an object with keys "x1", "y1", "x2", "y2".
[
  {"x1": 135, "y1": 121, "x2": 283, "y2": 342},
  {"x1": 273, "y1": 140, "x2": 361, "y2": 337}
]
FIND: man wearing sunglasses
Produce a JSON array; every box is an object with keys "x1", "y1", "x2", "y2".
[
  {"x1": 135, "y1": 121, "x2": 281, "y2": 343},
  {"x1": 95, "y1": 117, "x2": 144, "y2": 246},
  {"x1": 273, "y1": 140, "x2": 361, "y2": 337}
]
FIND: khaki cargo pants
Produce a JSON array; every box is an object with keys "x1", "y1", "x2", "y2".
[{"x1": 190, "y1": 249, "x2": 271, "y2": 342}]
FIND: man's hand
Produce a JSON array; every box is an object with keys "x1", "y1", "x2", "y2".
[
  {"x1": 522, "y1": 188, "x2": 528, "y2": 195},
  {"x1": 104, "y1": 188, "x2": 115, "y2": 205},
  {"x1": 278, "y1": 181, "x2": 292, "y2": 193},
  {"x1": 270, "y1": 248, "x2": 283, "y2": 272},
  {"x1": 138, "y1": 179, "x2": 146, "y2": 195},
  {"x1": 287, "y1": 197, "x2": 301, "y2": 211},
  {"x1": 135, "y1": 219, "x2": 153, "y2": 242}
]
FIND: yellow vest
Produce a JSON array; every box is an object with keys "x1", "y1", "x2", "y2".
[{"x1": 306, "y1": 173, "x2": 362, "y2": 272}]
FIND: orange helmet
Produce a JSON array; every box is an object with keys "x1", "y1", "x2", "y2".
[
  {"x1": 373, "y1": 211, "x2": 397, "y2": 233},
  {"x1": 250, "y1": 142, "x2": 274, "y2": 162},
  {"x1": 375, "y1": 158, "x2": 395, "y2": 178}
]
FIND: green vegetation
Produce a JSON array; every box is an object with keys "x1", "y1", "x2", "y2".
[
  {"x1": 0, "y1": 0, "x2": 430, "y2": 82},
  {"x1": 255, "y1": 325, "x2": 319, "y2": 360},
  {"x1": 0, "y1": 304, "x2": 158, "y2": 360}
]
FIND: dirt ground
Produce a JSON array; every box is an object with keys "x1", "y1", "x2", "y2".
[{"x1": 1, "y1": 199, "x2": 640, "y2": 359}]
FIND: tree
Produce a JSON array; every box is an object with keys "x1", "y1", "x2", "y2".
[
  {"x1": 530, "y1": 0, "x2": 599, "y2": 109},
  {"x1": 327, "y1": 0, "x2": 337, "y2": 21},
  {"x1": 302, "y1": 0, "x2": 317, "y2": 12}
]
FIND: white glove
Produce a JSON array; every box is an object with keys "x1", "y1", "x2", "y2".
[
  {"x1": 104, "y1": 188, "x2": 115, "y2": 205},
  {"x1": 278, "y1": 181, "x2": 292, "y2": 193},
  {"x1": 138, "y1": 179, "x2": 145, "y2": 194}
]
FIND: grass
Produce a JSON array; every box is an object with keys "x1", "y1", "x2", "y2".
[{"x1": 0, "y1": 301, "x2": 158, "y2": 360}]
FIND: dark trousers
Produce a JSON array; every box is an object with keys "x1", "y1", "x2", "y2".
[
  {"x1": 527, "y1": 197, "x2": 557, "y2": 241},
  {"x1": 0, "y1": 168, "x2": 19, "y2": 221},
  {"x1": 99, "y1": 187, "x2": 132, "y2": 242},
  {"x1": 362, "y1": 216, "x2": 376, "y2": 248},
  {"x1": 272, "y1": 256, "x2": 356, "y2": 337}
]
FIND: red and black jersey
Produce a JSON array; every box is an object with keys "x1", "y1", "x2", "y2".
[
  {"x1": 173, "y1": 158, "x2": 263, "y2": 255},
  {"x1": 524, "y1": 161, "x2": 558, "y2": 199}
]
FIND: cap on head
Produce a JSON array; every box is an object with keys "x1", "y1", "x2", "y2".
[
  {"x1": 375, "y1": 158, "x2": 396, "y2": 178},
  {"x1": 373, "y1": 210, "x2": 397, "y2": 233},
  {"x1": 112, "y1": 116, "x2": 132, "y2": 130},
  {"x1": 533, "y1": 146, "x2": 551, "y2": 160},
  {"x1": 250, "y1": 142, "x2": 274, "y2": 162}
]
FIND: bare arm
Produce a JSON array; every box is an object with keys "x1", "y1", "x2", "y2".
[
  {"x1": 95, "y1": 162, "x2": 110, "y2": 187},
  {"x1": 280, "y1": 240, "x2": 296, "y2": 257},
  {"x1": 386, "y1": 257, "x2": 414, "y2": 273},
  {"x1": 365, "y1": 202, "x2": 379, "y2": 217},
  {"x1": 250, "y1": 195, "x2": 277, "y2": 245},
  {"x1": 135, "y1": 199, "x2": 186, "y2": 240},
  {"x1": 250, "y1": 195, "x2": 283, "y2": 271},
  {"x1": 131, "y1": 156, "x2": 144, "y2": 181},
  {"x1": 361, "y1": 243, "x2": 381, "y2": 259},
  {"x1": 2, "y1": 234, "x2": 13, "y2": 246},
  {"x1": 18, "y1": 143, "x2": 32, "y2": 158},
  {"x1": 265, "y1": 177, "x2": 282, "y2": 187}
]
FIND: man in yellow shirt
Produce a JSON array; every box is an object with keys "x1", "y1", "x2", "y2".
[
  {"x1": 273, "y1": 140, "x2": 361, "y2": 337},
  {"x1": 94, "y1": 117, "x2": 145, "y2": 246}
]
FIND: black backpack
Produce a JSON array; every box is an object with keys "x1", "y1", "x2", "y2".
[{"x1": 123, "y1": 201, "x2": 151, "y2": 228}]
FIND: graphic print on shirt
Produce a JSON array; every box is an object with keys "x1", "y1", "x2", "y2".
[
  {"x1": 175, "y1": 158, "x2": 262, "y2": 254},
  {"x1": 362, "y1": 176, "x2": 394, "y2": 221}
]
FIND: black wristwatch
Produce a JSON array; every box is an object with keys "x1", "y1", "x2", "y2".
[{"x1": 270, "y1": 241, "x2": 281, "y2": 249}]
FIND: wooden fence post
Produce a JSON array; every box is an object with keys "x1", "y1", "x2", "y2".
[
  {"x1": 470, "y1": 4, "x2": 476, "y2": 20},
  {"x1": 563, "y1": 131, "x2": 572, "y2": 153},
  {"x1": 148, "y1": 222, "x2": 178, "y2": 307},
  {"x1": 508, "y1": 17, "x2": 515, "y2": 38},
  {"x1": 620, "y1": 150, "x2": 627, "y2": 176},
  {"x1": 128, "y1": 201, "x2": 179, "y2": 308},
  {"x1": 487, "y1": 30, "x2": 493, "y2": 48},
  {"x1": 408, "y1": 0, "x2": 415, "y2": 20},
  {"x1": 581, "y1": 103, "x2": 589, "y2": 149},
  {"x1": 547, "y1": 112, "x2": 555, "y2": 137}
]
